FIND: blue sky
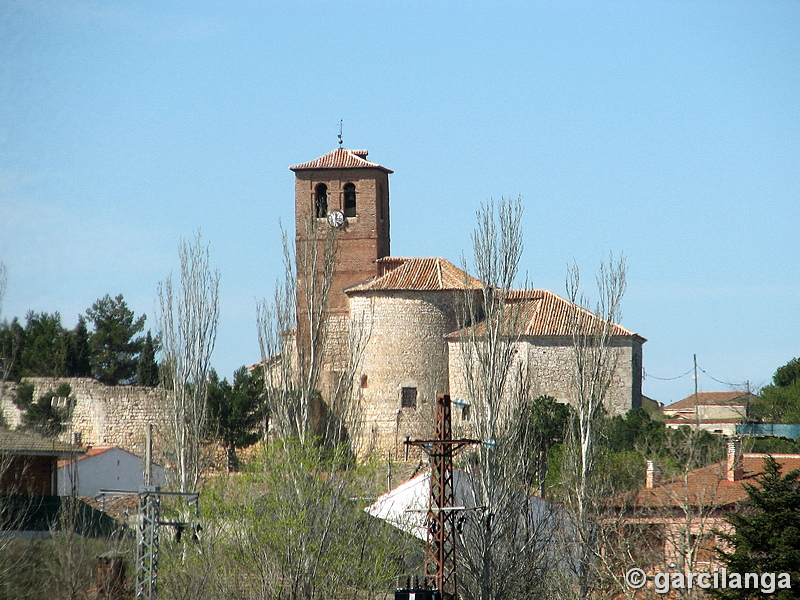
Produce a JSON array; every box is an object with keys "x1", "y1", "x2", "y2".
[{"x1": 1, "y1": 1, "x2": 798, "y2": 404}]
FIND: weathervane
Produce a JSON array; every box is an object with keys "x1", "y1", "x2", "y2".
[{"x1": 338, "y1": 119, "x2": 343, "y2": 147}]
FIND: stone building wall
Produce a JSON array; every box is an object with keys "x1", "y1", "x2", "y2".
[
  {"x1": 0, "y1": 378, "x2": 170, "y2": 458},
  {"x1": 349, "y1": 290, "x2": 460, "y2": 457},
  {"x1": 448, "y1": 336, "x2": 642, "y2": 434}
]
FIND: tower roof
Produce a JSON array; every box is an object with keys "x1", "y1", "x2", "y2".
[{"x1": 289, "y1": 147, "x2": 393, "y2": 173}]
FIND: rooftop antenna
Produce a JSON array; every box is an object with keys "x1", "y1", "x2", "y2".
[{"x1": 338, "y1": 119, "x2": 343, "y2": 147}]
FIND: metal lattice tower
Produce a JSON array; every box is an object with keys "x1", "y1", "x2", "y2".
[
  {"x1": 407, "y1": 394, "x2": 478, "y2": 600},
  {"x1": 136, "y1": 488, "x2": 160, "y2": 600}
]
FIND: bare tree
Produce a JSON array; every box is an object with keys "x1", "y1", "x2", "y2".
[
  {"x1": 0, "y1": 261, "x2": 18, "y2": 386},
  {"x1": 452, "y1": 197, "x2": 567, "y2": 600},
  {"x1": 257, "y1": 216, "x2": 369, "y2": 448},
  {"x1": 158, "y1": 232, "x2": 220, "y2": 493},
  {"x1": 562, "y1": 254, "x2": 627, "y2": 598},
  {"x1": 0, "y1": 262, "x2": 6, "y2": 319}
]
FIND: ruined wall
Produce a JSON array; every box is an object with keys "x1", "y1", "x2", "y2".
[
  {"x1": 0, "y1": 378, "x2": 170, "y2": 458},
  {"x1": 349, "y1": 290, "x2": 460, "y2": 457}
]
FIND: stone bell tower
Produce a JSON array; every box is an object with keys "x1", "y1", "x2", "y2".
[{"x1": 289, "y1": 146, "x2": 392, "y2": 317}]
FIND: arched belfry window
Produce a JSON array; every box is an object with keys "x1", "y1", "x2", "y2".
[
  {"x1": 315, "y1": 183, "x2": 328, "y2": 218},
  {"x1": 343, "y1": 183, "x2": 356, "y2": 217}
]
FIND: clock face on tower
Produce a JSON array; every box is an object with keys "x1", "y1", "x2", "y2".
[{"x1": 327, "y1": 210, "x2": 345, "y2": 228}]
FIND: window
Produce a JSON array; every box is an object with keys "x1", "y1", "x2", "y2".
[
  {"x1": 343, "y1": 183, "x2": 356, "y2": 217},
  {"x1": 461, "y1": 405, "x2": 471, "y2": 421},
  {"x1": 360, "y1": 374, "x2": 368, "y2": 389},
  {"x1": 315, "y1": 183, "x2": 328, "y2": 218},
  {"x1": 401, "y1": 387, "x2": 417, "y2": 409}
]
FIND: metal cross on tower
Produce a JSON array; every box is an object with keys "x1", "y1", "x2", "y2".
[{"x1": 406, "y1": 394, "x2": 479, "y2": 600}]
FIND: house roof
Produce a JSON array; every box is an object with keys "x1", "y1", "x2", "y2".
[
  {"x1": 365, "y1": 468, "x2": 565, "y2": 541},
  {"x1": 289, "y1": 147, "x2": 393, "y2": 173},
  {"x1": 57, "y1": 445, "x2": 117, "y2": 468},
  {"x1": 345, "y1": 257, "x2": 482, "y2": 293},
  {"x1": 0, "y1": 428, "x2": 82, "y2": 457},
  {"x1": 664, "y1": 391, "x2": 756, "y2": 412},
  {"x1": 611, "y1": 453, "x2": 800, "y2": 509},
  {"x1": 448, "y1": 289, "x2": 641, "y2": 340}
]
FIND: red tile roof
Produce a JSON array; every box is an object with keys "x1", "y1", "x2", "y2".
[
  {"x1": 448, "y1": 289, "x2": 640, "y2": 339},
  {"x1": 57, "y1": 445, "x2": 115, "y2": 468},
  {"x1": 345, "y1": 257, "x2": 482, "y2": 293},
  {"x1": 664, "y1": 391, "x2": 756, "y2": 411},
  {"x1": 289, "y1": 148, "x2": 393, "y2": 173},
  {"x1": 612, "y1": 454, "x2": 800, "y2": 509}
]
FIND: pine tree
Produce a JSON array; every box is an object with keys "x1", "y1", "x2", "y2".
[
  {"x1": 86, "y1": 294, "x2": 145, "y2": 385},
  {"x1": 70, "y1": 315, "x2": 92, "y2": 377},
  {"x1": 13, "y1": 382, "x2": 72, "y2": 437},
  {"x1": 0, "y1": 318, "x2": 24, "y2": 381},
  {"x1": 206, "y1": 366, "x2": 266, "y2": 472},
  {"x1": 712, "y1": 456, "x2": 800, "y2": 600},
  {"x1": 136, "y1": 331, "x2": 159, "y2": 387},
  {"x1": 20, "y1": 311, "x2": 66, "y2": 377}
]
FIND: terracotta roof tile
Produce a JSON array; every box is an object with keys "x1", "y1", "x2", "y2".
[
  {"x1": 664, "y1": 391, "x2": 756, "y2": 411},
  {"x1": 448, "y1": 289, "x2": 640, "y2": 339},
  {"x1": 611, "y1": 454, "x2": 800, "y2": 509},
  {"x1": 345, "y1": 257, "x2": 482, "y2": 292},
  {"x1": 57, "y1": 445, "x2": 116, "y2": 468},
  {"x1": 290, "y1": 148, "x2": 393, "y2": 173}
]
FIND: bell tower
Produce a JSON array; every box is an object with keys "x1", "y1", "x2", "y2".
[{"x1": 290, "y1": 147, "x2": 392, "y2": 315}]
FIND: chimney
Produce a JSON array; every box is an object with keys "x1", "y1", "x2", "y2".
[
  {"x1": 646, "y1": 460, "x2": 662, "y2": 488},
  {"x1": 727, "y1": 438, "x2": 743, "y2": 482}
]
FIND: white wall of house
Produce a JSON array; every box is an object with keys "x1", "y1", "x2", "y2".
[{"x1": 58, "y1": 446, "x2": 166, "y2": 497}]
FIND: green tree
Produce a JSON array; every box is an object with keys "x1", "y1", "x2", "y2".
[
  {"x1": 0, "y1": 318, "x2": 24, "y2": 382},
  {"x1": 159, "y1": 441, "x2": 415, "y2": 600},
  {"x1": 136, "y1": 331, "x2": 159, "y2": 387},
  {"x1": 86, "y1": 294, "x2": 146, "y2": 385},
  {"x1": 206, "y1": 366, "x2": 266, "y2": 472},
  {"x1": 63, "y1": 315, "x2": 92, "y2": 377},
  {"x1": 753, "y1": 357, "x2": 800, "y2": 424},
  {"x1": 517, "y1": 395, "x2": 569, "y2": 497},
  {"x1": 13, "y1": 382, "x2": 72, "y2": 437},
  {"x1": 20, "y1": 311, "x2": 66, "y2": 377},
  {"x1": 712, "y1": 456, "x2": 800, "y2": 600}
]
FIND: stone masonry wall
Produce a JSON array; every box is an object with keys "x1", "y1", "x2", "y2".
[
  {"x1": 448, "y1": 336, "x2": 642, "y2": 434},
  {"x1": 350, "y1": 290, "x2": 460, "y2": 458},
  {"x1": 0, "y1": 377, "x2": 171, "y2": 458}
]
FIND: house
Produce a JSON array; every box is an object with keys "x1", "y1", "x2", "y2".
[
  {"x1": 0, "y1": 428, "x2": 117, "y2": 537},
  {"x1": 663, "y1": 391, "x2": 756, "y2": 436},
  {"x1": 0, "y1": 428, "x2": 81, "y2": 496},
  {"x1": 281, "y1": 147, "x2": 646, "y2": 455},
  {"x1": 57, "y1": 445, "x2": 166, "y2": 497},
  {"x1": 366, "y1": 467, "x2": 577, "y2": 568},
  {"x1": 605, "y1": 440, "x2": 800, "y2": 571}
]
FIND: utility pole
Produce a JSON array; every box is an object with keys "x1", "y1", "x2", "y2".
[
  {"x1": 136, "y1": 487, "x2": 160, "y2": 600},
  {"x1": 99, "y1": 487, "x2": 199, "y2": 600},
  {"x1": 406, "y1": 394, "x2": 479, "y2": 600}
]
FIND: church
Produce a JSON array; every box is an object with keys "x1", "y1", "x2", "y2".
[{"x1": 287, "y1": 146, "x2": 645, "y2": 456}]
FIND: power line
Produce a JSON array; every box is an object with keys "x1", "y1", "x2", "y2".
[
  {"x1": 644, "y1": 367, "x2": 694, "y2": 381},
  {"x1": 696, "y1": 364, "x2": 748, "y2": 389}
]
